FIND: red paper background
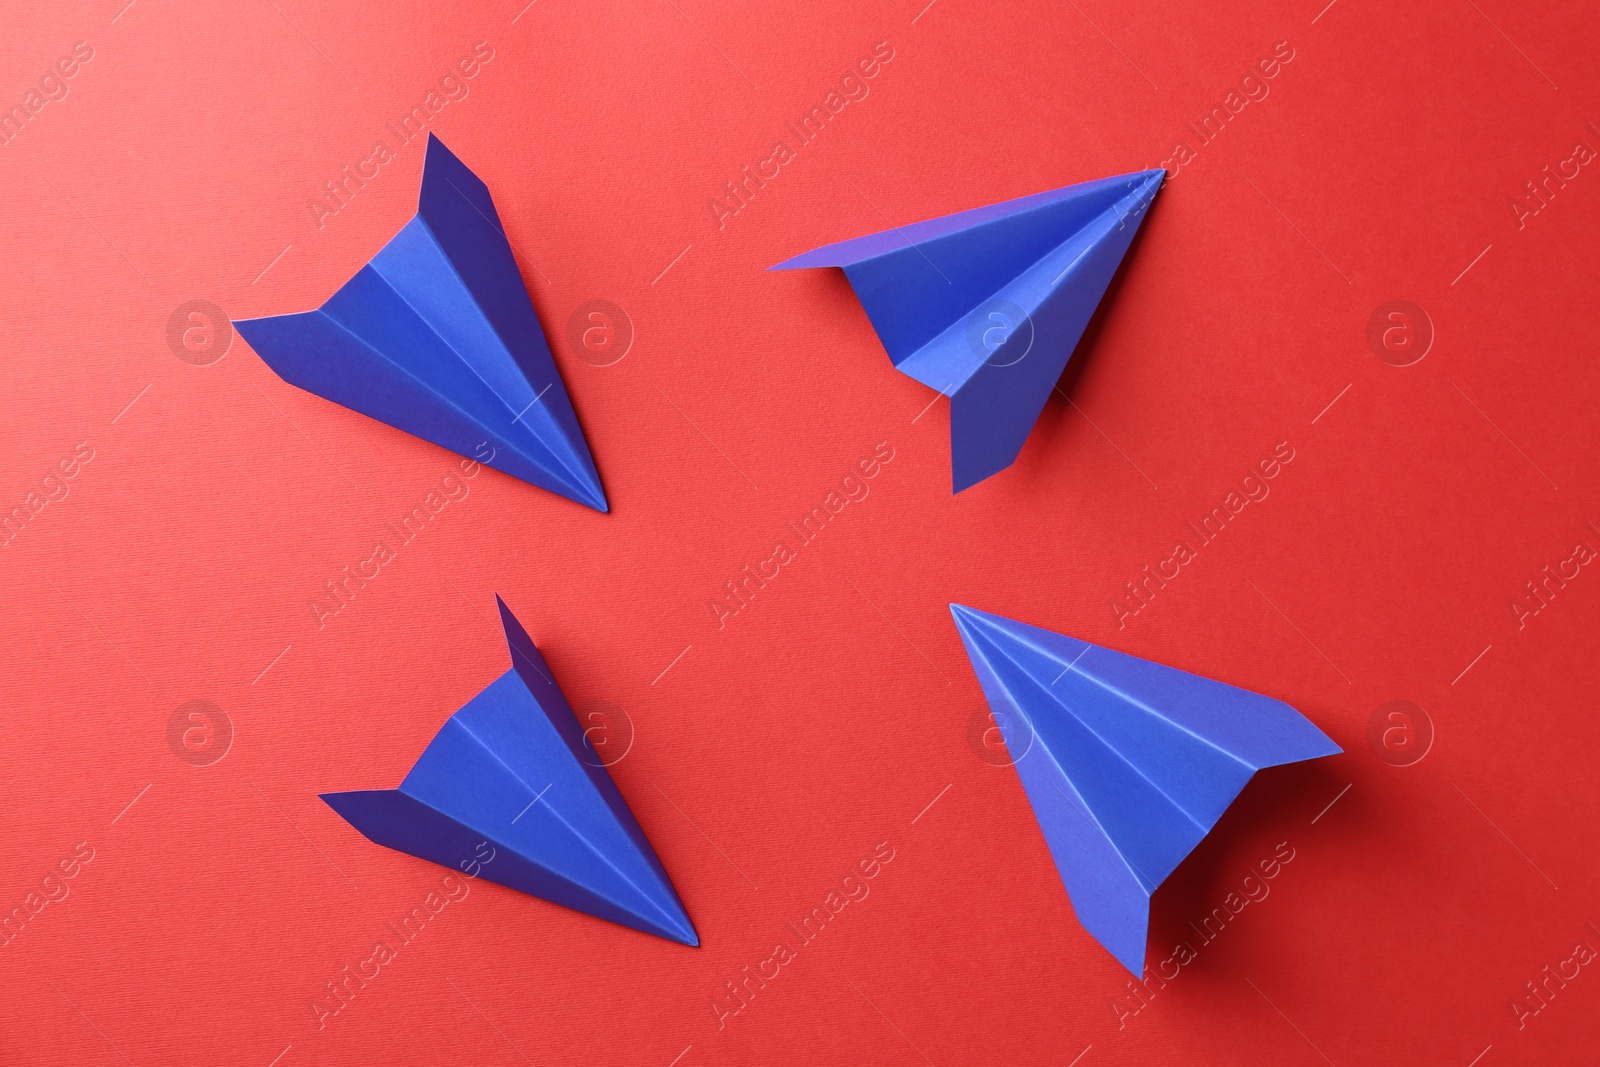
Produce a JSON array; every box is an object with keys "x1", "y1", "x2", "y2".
[{"x1": 3, "y1": 0, "x2": 1597, "y2": 1063}]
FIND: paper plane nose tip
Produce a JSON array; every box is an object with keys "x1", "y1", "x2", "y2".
[
  {"x1": 543, "y1": 459, "x2": 609, "y2": 513},
  {"x1": 611, "y1": 892, "x2": 698, "y2": 946},
  {"x1": 948, "y1": 602, "x2": 994, "y2": 629},
  {"x1": 665, "y1": 915, "x2": 701, "y2": 947},
  {"x1": 565, "y1": 483, "x2": 608, "y2": 513},
  {"x1": 949, "y1": 603, "x2": 1006, "y2": 649},
  {"x1": 576, "y1": 480, "x2": 610, "y2": 513},
  {"x1": 1133, "y1": 169, "x2": 1166, "y2": 197},
  {"x1": 631, "y1": 877, "x2": 699, "y2": 946}
]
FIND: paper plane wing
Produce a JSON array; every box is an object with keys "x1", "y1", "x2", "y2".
[
  {"x1": 773, "y1": 170, "x2": 1162, "y2": 492},
  {"x1": 236, "y1": 135, "x2": 607, "y2": 513},
  {"x1": 950, "y1": 603, "x2": 1339, "y2": 973},
  {"x1": 323, "y1": 596, "x2": 696, "y2": 946}
]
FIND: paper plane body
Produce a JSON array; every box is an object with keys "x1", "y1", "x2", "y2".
[
  {"x1": 949, "y1": 604, "x2": 1339, "y2": 973},
  {"x1": 322, "y1": 596, "x2": 696, "y2": 946},
  {"x1": 236, "y1": 135, "x2": 607, "y2": 512},
  {"x1": 772, "y1": 171, "x2": 1162, "y2": 492}
]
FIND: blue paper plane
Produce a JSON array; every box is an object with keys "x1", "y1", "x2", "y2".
[
  {"x1": 949, "y1": 604, "x2": 1339, "y2": 973},
  {"x1": 322, "y1": 596, "x2": 697, "y2": 946},
  {"x1": 236, "y1": 135, "x2": 607, "y2": 512},
  {"x1": 772, "y1": 171, "x2": 1163, "y2": 492}
]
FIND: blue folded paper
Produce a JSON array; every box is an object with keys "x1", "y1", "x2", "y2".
[
  {"x1": 773, "y1": 171, "x2": 1162, "y2": 492},
  {"x1": 950, "y1": 603, "x2": 1339, "y2": 973},
  {"x1": 323, "y1": 596, "x2": 697, "y2": 946},
  {"x1": 236, "y1": 135, "x2": 607, "y2": 512}
]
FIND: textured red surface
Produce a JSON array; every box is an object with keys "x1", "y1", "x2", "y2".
[{"x1": 3, "y1": 1, "x2": 1598, "y2": 1064}]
